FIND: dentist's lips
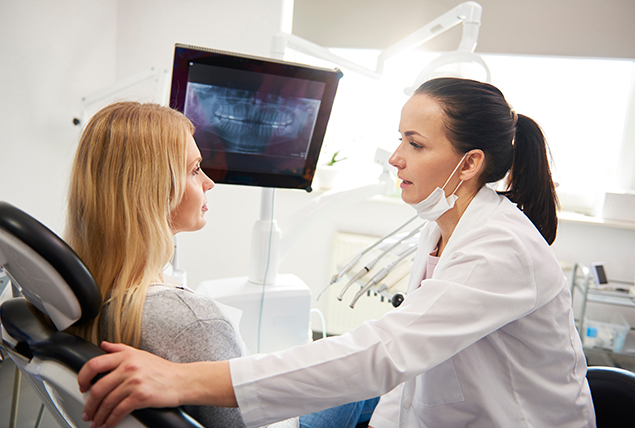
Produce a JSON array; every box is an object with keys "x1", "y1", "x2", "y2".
[
  {"x1": 398, "y1": 176, "x2": 413, "y2": 189},
  {"x1": 202, "y1": 202, "x2": 208, "y2": 212}
]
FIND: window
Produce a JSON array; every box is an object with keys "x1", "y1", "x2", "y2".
[
  {"x1": 484, "y1": 54, "x2": 635, "y2": 215},
  {"x1": 286, "y1": 48, "x2": 635, "y2": 215}
]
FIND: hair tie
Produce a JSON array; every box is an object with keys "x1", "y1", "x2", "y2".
[
  {"x1": 508, "y1": 105, "x2": 518, "y2": 147},
  {"x1": 509, "y1": 105, "x2": 518, "y2": 127}
]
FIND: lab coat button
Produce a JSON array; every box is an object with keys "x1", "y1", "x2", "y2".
[{"x1": 402, "y1": 397, "x2": 412, "y2": 409}]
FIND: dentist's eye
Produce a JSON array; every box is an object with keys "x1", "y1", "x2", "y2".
[
  {"x1": 193, "y1": 166, "x2": 201, "y2": 175},
  {"x1": 410, "y1": 141, "x2": 423, "y2": 149}
]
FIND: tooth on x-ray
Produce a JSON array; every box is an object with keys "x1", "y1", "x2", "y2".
[{"x1": 185, "y1": 83, "x2": 319, "y2": 154}]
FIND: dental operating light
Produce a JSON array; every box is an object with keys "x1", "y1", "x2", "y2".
[{"x1": 272, "y1": 1, "x2": 490, "y2": 94}]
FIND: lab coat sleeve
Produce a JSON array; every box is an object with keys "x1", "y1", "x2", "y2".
[
  {"x1": 230, "y1": 222, "x2": 563, "y2": 427},
  {"x1": 368, "y1": 383, "x2": 403, "y2": 428}
]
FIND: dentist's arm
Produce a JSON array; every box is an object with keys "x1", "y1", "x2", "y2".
[{"x1": 78, "y1": 341, "x2": 237, "y2": 428}]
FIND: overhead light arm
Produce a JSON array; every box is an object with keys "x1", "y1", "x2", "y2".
[
  {"x1": 273, "y1": 1, "x2": 483, "y2": 77},
  {"x1": 376, "y1": 1, "x2": 482, "y2": 74},
  {"x1": 272, "y1": 32, "x2": 382, "y2": 79}
]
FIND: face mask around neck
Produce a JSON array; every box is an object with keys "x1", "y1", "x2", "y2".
[{"x1": 409, "y1": 153, "x2": 467, "y2": 221}]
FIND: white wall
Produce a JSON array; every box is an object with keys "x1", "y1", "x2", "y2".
[
  {"x1": 0, "y1": 0, "x2": 117, "y2": 230},
  {"x1": 114, "y1": 0, "x2": 286, "y2": 79},
  {"x1": 1, "y1": 0, "x2": 634, "y2": 332}
]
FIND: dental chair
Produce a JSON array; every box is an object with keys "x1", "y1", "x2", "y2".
[
  {"x1": 0, "y1": 201, "x2": 203, "y2": 428},
  {"x1": 587, "y1": 366, "x2": 635, "y2": 427}
]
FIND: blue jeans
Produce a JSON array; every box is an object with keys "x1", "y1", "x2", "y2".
[{"x1": 299, "y1": 397, "x2": 380, "y2": 428}]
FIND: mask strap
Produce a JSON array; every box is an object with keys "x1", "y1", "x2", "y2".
[
  {"x1": 442, "y1": 153, "x2": 469, "y2": 192},
  {"x1": 452, "y1": 180, "x2": 464, "y2": 196}
]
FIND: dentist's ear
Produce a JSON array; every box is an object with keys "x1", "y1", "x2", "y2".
[{"x1": 459, "y1": 150, "x2": 485, "y2": 182}]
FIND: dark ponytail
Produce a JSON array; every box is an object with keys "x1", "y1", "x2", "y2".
[
  {"x1": 415, "y1": 78, "x2": 559, "y2": 244},
  {"x1": 500, "y1": 114, "x2": 559, "y2": 244}
]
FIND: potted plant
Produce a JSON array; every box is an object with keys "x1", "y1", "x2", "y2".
[{"x1": 316, "y1": 150, "x2": 347, "y2": 189}]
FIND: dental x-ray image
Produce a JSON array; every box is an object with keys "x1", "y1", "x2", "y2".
[
  {"x1": 170, "y1": 44, "x2": 341, "y2": 190},
  {"x1": 184, "y1": 80, "x2": 320, "y2": 157}
]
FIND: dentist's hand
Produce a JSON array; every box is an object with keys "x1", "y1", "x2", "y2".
[
  {"x1": 78, "y1": 341, "x2": 236, "y2": 428},
  {"x1": 78, "y1": 341, "x2": 185, "y2": 427}
]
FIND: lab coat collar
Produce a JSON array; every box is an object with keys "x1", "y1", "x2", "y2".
[
  {"x1": 441, "y1": 186, "x2": 503, "y2": 258},
  {"x1": 408, "y1": 186, "x2": 504, "y2": 292}
]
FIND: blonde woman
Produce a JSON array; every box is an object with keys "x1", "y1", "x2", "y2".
[{"x1": 66, "y1": 101, "x2": 297, "y2": 428}]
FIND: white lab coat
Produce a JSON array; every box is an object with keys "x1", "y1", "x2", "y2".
[{"x1": 230, "y1": 186, "x2": 595, "y2": 428}]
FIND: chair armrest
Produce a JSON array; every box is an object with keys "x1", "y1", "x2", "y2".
[{"x1": 1, "y1": 298, "x2": 205, "y2": 428}]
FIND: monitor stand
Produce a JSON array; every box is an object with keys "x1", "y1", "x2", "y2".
[{"x1": 196, "y1": 273, "x2": 311, "y2": 354}]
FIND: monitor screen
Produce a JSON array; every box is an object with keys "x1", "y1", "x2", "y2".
[{"x1": 170, "y1": 44, "x2": 342, "y2": 191}]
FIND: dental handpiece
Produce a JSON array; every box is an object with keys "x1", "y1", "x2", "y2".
[
  {"x1": 336, "y1": 266, "x2": 370, "y2": 301},
  {"x1": 337, "y1": 222, "x2": 425, "y2": 301},
  {"x1": 329, "y1": 214, "x2": 419, "y2": 285},
  {"x1": 349, "y1": 245, "x2": 418, "y2": 308}
]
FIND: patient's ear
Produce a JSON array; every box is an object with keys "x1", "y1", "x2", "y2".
[{"x1": 459, "y1": 150, "x2": 485, "y2": 181}]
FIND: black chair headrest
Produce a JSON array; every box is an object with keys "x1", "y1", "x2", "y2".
[{"x1": 0, "y1": 201, "x2": 101, "y2": 330}]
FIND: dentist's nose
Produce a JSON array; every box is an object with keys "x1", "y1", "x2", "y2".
[{"x1": 389, "y1": 147, "x2": 404, "y2": 170}]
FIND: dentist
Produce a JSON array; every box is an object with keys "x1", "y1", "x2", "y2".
[{"x1": 78, "y1": 78, "x2": 595, "y2": 428}]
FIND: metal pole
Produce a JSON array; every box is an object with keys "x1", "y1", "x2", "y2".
[{"x1": 9, "y1": 365, "x2": 21, "y2": 428}]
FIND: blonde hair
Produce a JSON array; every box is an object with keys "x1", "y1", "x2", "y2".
[{"x1": 66, "y1": 101, "x2": 194, "y2": 346}]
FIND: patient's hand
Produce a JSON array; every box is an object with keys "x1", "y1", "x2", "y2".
[{"x1": 78, "y1": 342, "x2": 188, "y2": 427}]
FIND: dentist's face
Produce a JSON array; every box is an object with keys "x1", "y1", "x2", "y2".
[
  {"x1": 170, "y1": 134, "x2": 215, "y2": 234},
  {"x1": 390, "y1": 94, "x2": 463, "y2": 205}
]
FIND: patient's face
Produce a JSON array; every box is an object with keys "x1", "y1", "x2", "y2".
[{"x1": 170, "y1": 134, "x2": 215, "y2": 234}]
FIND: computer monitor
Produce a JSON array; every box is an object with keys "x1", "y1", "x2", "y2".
[{"x1": 170, "y1": 44, "x2": 342, "y2": 191}]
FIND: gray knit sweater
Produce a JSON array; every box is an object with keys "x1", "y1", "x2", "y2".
[{"x1": 102, "y1": 286, "x2": 246, "y2": 428}]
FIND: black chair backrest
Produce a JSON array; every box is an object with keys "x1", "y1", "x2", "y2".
[
  {"x1": 0, "y1": 201, "x2": 203, "y2": 428},
  {"x1": 587, "y1": 366, "x2": 635, "y2": 426}
]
